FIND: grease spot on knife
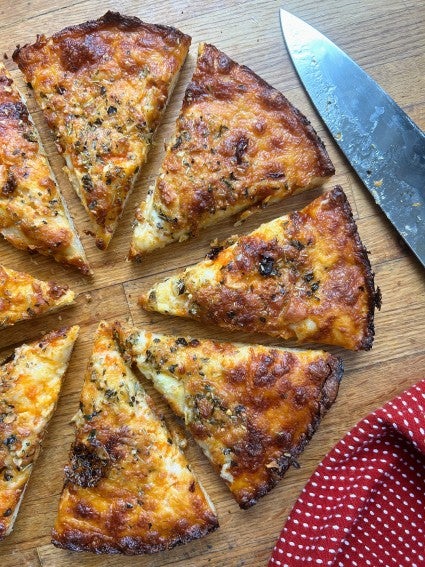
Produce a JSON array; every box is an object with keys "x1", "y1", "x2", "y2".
[{"x1": 370, "y1": 106, "x2": 385, "y2": 126}]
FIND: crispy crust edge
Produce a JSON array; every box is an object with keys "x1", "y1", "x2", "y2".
[
  {"x1": 185, "y1": 42, "x2": 335, "y2": 179},
  {"x1": 51, "y1": 513, "x2": 219, "y2": 555},
  {"x1": 13, "y1": 11, "x2": 191, "y2": 64},
  {"x1": 32, "y1": 325, "x2": 76, "y2": 347},
  {"x1": 237, "y1": 354, "x2": 344, "y2": 509},
  {"x1": 326, "y1": 186, "x2": 381, "y2": 351}
]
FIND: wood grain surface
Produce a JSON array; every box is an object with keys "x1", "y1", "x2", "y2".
[{"x1": 0, "y1": 1, "x2": 424, "y2": 565}]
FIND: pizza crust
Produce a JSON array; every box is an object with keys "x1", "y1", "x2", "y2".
[
  {"x1": 13, "y1": 11, "x2": 191, "y2": 250},
  {"x1": 52, "y1": 321, "x2": 218, "y2": 554},
  {"x1": 0, "y1": 264, "x2": 75, "y2": 329},
  {"x1": 116, "y1": 324, "x2": 342, "y2": 508},
  {"x1": 0, "y1": 63, "x2": 90, "y2": 273},
  {"x1": 0, "y1": 326, "x2": 79, "y2": 539},
  {"x1": 130, "y1": 42, "x2": 334, "y2": 258},
  {"x1": 140, "y1": 187, "x2": 381, "y2": 350}
]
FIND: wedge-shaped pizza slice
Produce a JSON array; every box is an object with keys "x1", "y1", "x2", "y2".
[
  {"x1": 0, "y1": 325, "x2": 79, "y2": 540},
  {"x1": 129, "y1": 42, "x2": 334, "y2": 258},
  {"x1": 141, "y1": 187, "x2": 381, "y2": 350},
  {"x1": 52, "y1": 321, "x2": 218, "y2": 554},
  {"x1": 116, "y1": 324, "x2": 342, "y2": 508},
  {"x1": 0, "y1": 264, "x2": 75, "y2": 329},
  {"x1": 13, "y1": 12, "x2": 191, "y2": 250},
  {"x1": 0, "y1": 63, "x2": 90, "y2": 273}
]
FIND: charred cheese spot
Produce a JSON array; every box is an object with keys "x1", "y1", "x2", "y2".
[
  {"x1": 0, "y1": 63, "x2": 90, "y2": 273},
  {"x1": 117, "y1": 325, "x2": 343, "y2": 509},
  {"x1": 130, "y1": 42, "x2": 334, "y2": 257},
  {"x1": 58, "y1": 35, "x2": 108, "y2": 73},
  {"x1": 65, "y1": 442, "x2": 109, "y2": 488},
  {"x1": 141, "y1": 187, "x2": 380, "y2": 351},
  {"x1": 52, "y1": 322, "x2": 217, "y2": 554},
  {"x1": 13, "y1": 12, "x2": 191, "y2": 250}
]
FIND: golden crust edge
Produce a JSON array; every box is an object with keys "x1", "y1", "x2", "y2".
[{"x1": 12, "y1": 11, "x2": 191, "y2": 66}]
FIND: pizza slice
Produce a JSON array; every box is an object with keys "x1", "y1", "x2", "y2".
[
  {"x1": 13, "y1": 12, "x2": 191, "y2": 250},
  {"x1": 0, "y1": 63, "x2": 90, "y2": 273},
  {"x1": 0, "y1": 264, "x2": 75, "y2": 329},
  {"x1": 116, "y1": 324, "x2": 342, "y2": 509},
  {"x1": 129, "y1": 42, "x2": 334, "y2": 258},
  {"x1": 140, "y1": 187, "x2": 381, "y2": 351},
  {"x1": 0, "y1": 325, "x2": 79, "y2": 540},
  {"x1": 52, "y1": 321, "x2": 218, "y2": 554}
]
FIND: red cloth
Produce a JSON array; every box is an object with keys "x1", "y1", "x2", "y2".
[{"x1": 269, "y1": 380, "x2": 425, "y2": 567}]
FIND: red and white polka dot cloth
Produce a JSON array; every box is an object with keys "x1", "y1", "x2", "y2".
[{"x1": 269, "y1": 379, "x2": 425, "y2": 567}]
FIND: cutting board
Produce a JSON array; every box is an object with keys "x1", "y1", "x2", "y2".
[{"x1": 0, "y1": 1, "x2": 424, "y2": 565}]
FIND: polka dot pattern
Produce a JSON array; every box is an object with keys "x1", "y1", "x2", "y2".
[{"x1": 269, "y1": 380, "x2": 425, "y2": 567}]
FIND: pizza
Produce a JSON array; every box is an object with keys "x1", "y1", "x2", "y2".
[
  {"x1": 0, "y1": 264, "x2": 75, "y2": 329},
  {"x1": 129, "y1": 42, "x2": 334, "y2": 258},
  {"x1": 13, "y1": 12, "x2": 191, "y2": 250},
  {"x1": 140, "y1": 187, "x2": 381, "y2": 350},
  {"x1": 0, "y1": 63, "x2": 90, "y2": 274},
  {"x1": 115, "y1": 323, "x2": 342, "y2": 508},
  {"x1": 0, "y1": 325, "x2": 79, "y2": 540},
  {"x1": 52, "y1": 321, "x2": 218, "y2": 554}
]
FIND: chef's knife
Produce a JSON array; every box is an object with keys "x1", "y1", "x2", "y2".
[{"x1": 280, "y1": 9, "x2": 425, "y2": 266}]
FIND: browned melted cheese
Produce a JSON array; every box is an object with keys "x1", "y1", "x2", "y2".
[
  {"x1": 0, "y1": 326, "x2": 79, "y2": 539},
  {"x1": 52, "y1": 321, "x2": 217, "y2": 555},
  {"x1": 130, "y1": 42, "x2": 334, "y2": 257},
  {"x1": 0, "y1": 264, "x2": 75, "y2": 329},
  {"x1": 0, "y1": 63, "x2": 90, "y2": 273},
  {"x1": 116, "y1": 325, "x2": 342, "y2": 508},
  {"x1": 141, "y1": 187, "x2": 381, "y2": 350},
  {"x1": 13, "y1": 11, "x2": 191, "y2": 250}
]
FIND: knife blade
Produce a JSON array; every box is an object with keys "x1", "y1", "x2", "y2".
[{"x1": 279, "y1": 9, "x2": 425, "y2": 266}]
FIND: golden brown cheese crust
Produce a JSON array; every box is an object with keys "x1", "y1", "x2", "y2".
[
  {"x1": 130, "y1": 42, "x2": 334, "y2": 257},
  {"x1": 52, "y1": 321, "x2": 218, "y2": 555},
  {"x1": 13, "y1": 11, "x2": 191, "y2": 250},
  {"x1": 0, "y1": 64, "x2": 90, "y2": 273},
  {"x1": 117, "y1": 325, "x2": 342, "y2": 508},
  {"x1": 0, "y1": 264, "x2": 75, "y2": 329},
  {"x1": 0, "y1": 326, "x2": 79, "y2": 539},
  {"x1": 141, "y1": 187, "x2": 381, "y2": 350}
]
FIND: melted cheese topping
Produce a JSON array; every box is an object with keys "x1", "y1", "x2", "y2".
[
  {"x1": 141, "y1": 187, "x2": 380, "y2": 351},
  {"x1": 130, "y1": 42, "x2": 334, "y2": 257},
  {"x1": 117, "y1": 324, "x2": 342, "y2": 508},
  {"x1": 0, "y1": 63, "x2": 90, "y2": 273},
  {"x1": 0, "y1": 264, "x2": 75, "y2": 329},
  {"x1": 13, "y1": 12, "x2": 191, "y2": 250},
  {"x1": 52, "y1": 321, "x2": 217, "y2": 554},
  {"x1": 0, "y1": 325, "x2": 79, "y2": 539}
]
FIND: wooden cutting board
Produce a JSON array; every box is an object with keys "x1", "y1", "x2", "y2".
[{"x1": 0, "y1": 1, "x2": 424, "y2": 565}]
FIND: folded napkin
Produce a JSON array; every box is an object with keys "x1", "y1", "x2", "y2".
[{"x1": 269, "y1": 379, "x2": 425, "y2": 567}]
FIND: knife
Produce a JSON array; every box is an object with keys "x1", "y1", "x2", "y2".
[{"x1": 279, "y1": 9, "x2": 425, "y2": 267}]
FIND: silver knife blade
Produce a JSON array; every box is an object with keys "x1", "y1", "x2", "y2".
[{"x1": 279, "y1": 9, "x2": 425, "y2": 266}]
